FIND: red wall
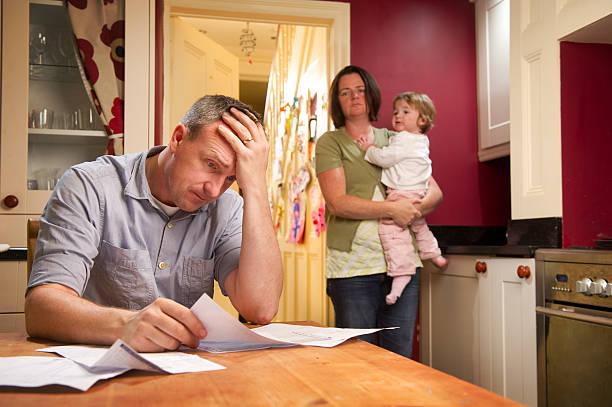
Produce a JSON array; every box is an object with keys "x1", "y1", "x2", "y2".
[
  {"x1": 337, "y1": 0, "x2": 510, "y2": 226},
  {"x1": 560, "y1": 42, "x2": 612, "y2": 248}
]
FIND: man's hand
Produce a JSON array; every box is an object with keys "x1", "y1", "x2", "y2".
[
  {"x1": 217, "y1": 107, "x2": 269, "y2": 194},
  {"x1": 383, "y1": 195, "x2": 422, "y2": 227},
  {"x1": 121, "y1": 298, "x2": 207, "y2": 352}
]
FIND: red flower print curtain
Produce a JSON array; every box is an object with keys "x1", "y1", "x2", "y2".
[{"x1": 66, "y1": 0, "x2": 125, "y2": 155}]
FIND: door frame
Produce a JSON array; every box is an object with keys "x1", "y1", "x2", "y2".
[{"x1": 161, "y1": 0, "x2": 350, "y2": 142}]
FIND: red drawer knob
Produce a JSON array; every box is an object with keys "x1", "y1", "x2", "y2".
[
  {"x1": 2, "y1": 195, "x2": 19, "y2": 208},
  {"x1": 475, "y1": 261, "x2": 487, "y2": 274},
  {"x1": 517, "y1": 265, "x2": 531, "y2": 279}
]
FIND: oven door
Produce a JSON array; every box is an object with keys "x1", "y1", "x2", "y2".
[{"x1": 536, "y1": 303, "x2": 612, "y2": 407}]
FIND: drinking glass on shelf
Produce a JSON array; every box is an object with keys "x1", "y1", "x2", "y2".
[
  {"x1": 39, "y1": 108, "x2": 54, "y2": 129},
  {"x1": 29, "y1": 109, "x2": 38, "y2": 128},
  {"x1": 72, "y1": 109, "x2": 83, "y2": 129},
  {"x1": 31, "y1": 31, "x2": 48, "y2": 65}
]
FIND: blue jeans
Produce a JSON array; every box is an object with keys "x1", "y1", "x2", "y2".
[{"x1": 326, "y1": 270, "x2": 420, "y2": 358}]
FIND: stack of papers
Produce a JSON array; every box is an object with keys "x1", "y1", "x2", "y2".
[
  {"x1": 192, "y1": 293, "x2": 395, "y2": 352},
  {"x1": 0, "y1": 339, "x2": 224, "y2": 391}
]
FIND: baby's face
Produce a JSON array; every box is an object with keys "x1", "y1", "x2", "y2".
[{"x1": 392, "y1": 100, "x2": 424, "y2": 133}]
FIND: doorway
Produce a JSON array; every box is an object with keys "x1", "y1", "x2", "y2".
[{"x1": 162, "y1": 0, "x2": 349, "y2": 325}]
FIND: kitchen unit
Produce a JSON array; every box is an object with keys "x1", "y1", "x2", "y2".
[
  {"x1": 420, "y1": 254, "x2": 537, "y2": 406},
  {"x1": 535, "y1": 249, "x2": 612, "y2": 407},
  {"x1": 510, "y1": 0, "x2": 612, "y2": 219},
  {"x1": 0, "y1": 0, "x2": 154, "y2": 332}
]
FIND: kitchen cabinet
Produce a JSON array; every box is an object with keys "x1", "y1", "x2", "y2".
[
  {"x1": 509, "y1": 0, "x2": 612, "y2": 219},
  {"x1": 0, "y1": 0, "x2": 154, "y2": 244},
  {"x1": 0, "y1": 261, "x2": 27, "y2": 333},
  {"x1": 420, "y1": 254, "x2": 537, "y2": 407},
  {"x1": 475, "y1": 0, "x2": 510, "y2": 161}
]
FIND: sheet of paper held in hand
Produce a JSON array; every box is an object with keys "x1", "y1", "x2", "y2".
[
  {"x1": 191, "y1": 293, "x2": 396, "y2": 353},
  {"x1": 0, "y1": 339, "x2": 225, "y2": 391}
]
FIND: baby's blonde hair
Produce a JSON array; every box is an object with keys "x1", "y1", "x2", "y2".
[{"x1": 393, "y1": 92, "x2": 436, "y2": 134}]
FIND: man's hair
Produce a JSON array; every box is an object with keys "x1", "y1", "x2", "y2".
[
  {"x1": 329, "y1": 65, "x2": 381, "y2": 128},
  {"x1": 393, "y1": 92, "x2": 436, "y2": 134},
  {"x1": 181, "y1": 95, "x2": 261, "y2": 139}
]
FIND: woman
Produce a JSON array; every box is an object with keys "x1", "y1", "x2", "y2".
[{"x1": 315, "y1": 65, "x2": 443, "y2": 358}]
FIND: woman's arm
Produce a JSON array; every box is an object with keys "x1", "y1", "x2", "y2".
[
  {"x1": 415, "y1": 176, "x2": 443, "y2": 217},
  {"x1": 317, "y1": 167, "x2": 421, "y2": 226}
]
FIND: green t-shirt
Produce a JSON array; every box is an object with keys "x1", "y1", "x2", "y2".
[{"x1": 315, "y1": 127, "x2": 392, "y2": 252}]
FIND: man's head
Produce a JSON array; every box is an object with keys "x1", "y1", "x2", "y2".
[
  {"x1": 181, "y1": 95, "x2": 261, "y2": 140},
  {"x1": 154, "y1": 95, "x2": 261, "y2": 212}
]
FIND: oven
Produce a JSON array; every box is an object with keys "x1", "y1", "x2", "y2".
[{"x1": 535, "y1": 249, "x2": 612, "y2": 407}]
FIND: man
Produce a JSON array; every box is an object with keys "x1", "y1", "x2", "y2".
[{"x1": 25, "y1": 95, "x2": 283, "y2": 352}]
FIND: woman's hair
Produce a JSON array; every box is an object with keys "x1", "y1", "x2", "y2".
[
  {"x1": 329, "y1": 65, "x2": 381, "y2": 128},
  {"x1": 393, "y1": 92, "x2": 436, "y2": 134}
]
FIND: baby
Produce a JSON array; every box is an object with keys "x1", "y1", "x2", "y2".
[{"x1": 359, "y1": 91, "x2": 447, "y2": 305}]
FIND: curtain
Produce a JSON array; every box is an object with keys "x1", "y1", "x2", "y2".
[{"x1": 66, "y1": 0, "x2": 125, "y2": 155}]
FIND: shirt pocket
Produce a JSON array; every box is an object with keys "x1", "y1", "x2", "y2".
[
  {"x1": 99, "y1": 240, "x2": 155, "y2": 310},
  {"x1": 181, "y1": 256, "x2": 215, "y2": 308}
]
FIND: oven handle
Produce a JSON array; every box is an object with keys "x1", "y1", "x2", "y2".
[{"x1": 536, "y1": 306, "x2": 612, "y2": 327}]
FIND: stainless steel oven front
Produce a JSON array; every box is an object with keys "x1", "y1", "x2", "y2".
[{"x1": 535, "y1": 249, "x2": 612, "y2": 407}]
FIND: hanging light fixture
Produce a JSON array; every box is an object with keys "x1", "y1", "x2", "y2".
[{"x1": 240, "y1": 22, "x2": 256, "y2": 64}]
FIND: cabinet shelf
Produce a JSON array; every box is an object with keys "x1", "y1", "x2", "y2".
[
  {"x1": 29, "y1": 64, "x2": 80, "y2": 82},
  {"x1": 29, "y1": 128, "x2": 107, "y2": 145}
]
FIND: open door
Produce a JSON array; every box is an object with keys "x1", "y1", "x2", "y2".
[
  {"x1": 168, "y1": 17, "x2": 239, "y2": 317},
  {"x1": 168, "y1": 17, "x2": 239, "y2": 140}
]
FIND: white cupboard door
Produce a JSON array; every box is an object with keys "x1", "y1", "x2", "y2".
[
  {"x1": 0, "y1": 1, "x2": 28, "y2": 215},
  {"x1": 509, "y1": 0, "x2": 562, "y2": 219},
  {"x1": 476, "y1": 0, "x2": 510, "y2": 161},
  {"x1": 168, "y1": 17, "x2": 239, "y2": 143},
  {"x1": 486, "y1": 258, "x2": 537, "y2": 407},
  {"x1": 420, "y1": 255, "x2": 484, "y2": 385}
]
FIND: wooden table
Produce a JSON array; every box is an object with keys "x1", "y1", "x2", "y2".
[{"x1": 0, "y1": 332, "x2": 519, "y2": 406}]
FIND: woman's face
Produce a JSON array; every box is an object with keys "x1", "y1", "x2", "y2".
[{"x1": 338, "y1": 73, "x2": 368, "y2": 121}]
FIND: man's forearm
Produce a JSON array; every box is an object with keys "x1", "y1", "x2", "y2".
[
  {"x1": 25, "y1": 284, "x2": 131, "y2": 345},
  {"x1": 234, "y1": 187, "x2": 283, "y2": 323}
]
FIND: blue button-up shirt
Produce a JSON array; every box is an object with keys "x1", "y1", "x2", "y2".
[{"x1": 28, "y1": 147, "x2": 243, "y2": 309}]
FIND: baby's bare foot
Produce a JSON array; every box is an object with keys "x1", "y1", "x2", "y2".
[{"x1": 432, "y1": 256, "x2": 448, "y2": 270}]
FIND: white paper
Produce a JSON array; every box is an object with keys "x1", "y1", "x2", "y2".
[
  {"x1": 191, "y1": 293, "x2": 396, "y2": 352},
  {"x1": 39, "y1": 339, "x2": 226, "y2": 374},
  {"x1": 252, "y1": 323, "x2": 397, "y2": 347},
  {"x1": 0, "y1": 356, "x2": 127, "y2": 391},
  {"x1": 190, "y1": 293, "x2": 294, "y2": 352}
]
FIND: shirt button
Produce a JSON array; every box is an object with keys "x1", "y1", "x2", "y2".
[
  {"x1": 158, "y1": 261, "x2": 168, "y2": 270},
  {"x1": 167, "y1": 223, "x2": 174, "y2": 229}
]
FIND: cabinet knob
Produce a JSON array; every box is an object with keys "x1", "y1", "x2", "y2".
[
  {"x1": 517, "y1": 265, "x2": 531, "y2": 279},
  {"x1": 475, "y1": 261, "x2": 487, "y2": 274},
  {"x1": 2, "y1": 195, "x2": 19, "y2": 208}
]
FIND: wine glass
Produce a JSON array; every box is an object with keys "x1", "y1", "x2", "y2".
[{"x1": 31, "y1": 31, "x2": 48, "y2": 65}]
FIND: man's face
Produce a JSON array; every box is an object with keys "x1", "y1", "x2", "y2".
[{"x1": 165, "y1": 121, "x2": 237, "y2": 212}]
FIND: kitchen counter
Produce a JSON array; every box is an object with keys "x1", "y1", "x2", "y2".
[
  {"x1": 431, "y1": 217, "x2": 562, "y2": 258},
  {"x1": 0, "y1": 248, "x2": 27, "y2": 261}
]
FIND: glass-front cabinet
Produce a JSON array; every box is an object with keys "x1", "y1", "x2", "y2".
[
  {"x1": 1, "y1": 0, "x2": 153, "y2": 243},
  {"x1": 1, "y1": 0, "x2": 106, "y2": 218},
  {"x1": 28, "y1": 2, "x2": 107, "y2": 191}
]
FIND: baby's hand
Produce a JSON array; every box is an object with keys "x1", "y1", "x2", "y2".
[{"x1": 356, "y1": 137, "x2": 374, "y2": 151}]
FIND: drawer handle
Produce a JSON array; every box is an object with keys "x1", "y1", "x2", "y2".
[
  {"x1": 2, "y1": 195, "x2": 19, "y2": 209},
  {"x1": 475, "y1": 261, "x2": 487, "y2": 274},
  {"x1": 517, "y1": 265, "x2": 531, "y2": 279}
]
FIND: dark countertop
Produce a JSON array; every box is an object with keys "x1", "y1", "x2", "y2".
[
  {"x1": 0, "y1": 248, "x2": 27, "y2": 261},
  {"x1": 431, "y1": 218, "x2": 562, "y2": 258},
  {"x1": 441, "y1": 244, "x2": 544, "y2": 258}
]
